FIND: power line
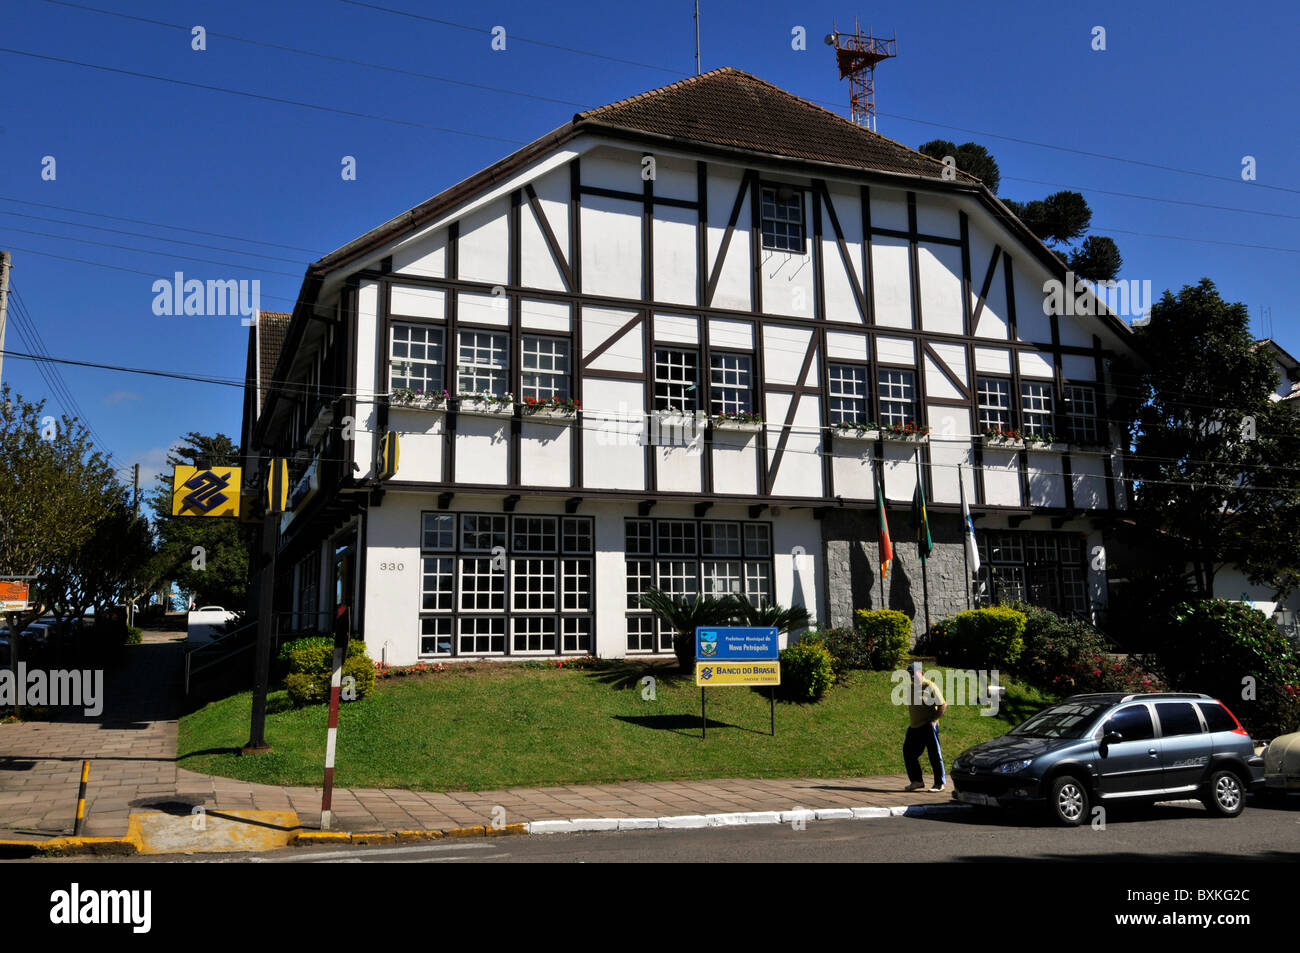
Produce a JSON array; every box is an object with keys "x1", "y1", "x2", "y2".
[
  {"x1": 0, "y1": 194, "x2": 322, "y2": 254},
  {"x1": 44, "y1": 0, "x2": 588, "y2": 109},
  {"x1": 0, "y1": 47, "x2": 526, "y2": 146},
  {"x1": 1001, "y1": 177, "x2": 1300, "y2": 223}
]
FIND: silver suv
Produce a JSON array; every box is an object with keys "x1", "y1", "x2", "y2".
[{"x1": 951, "y1": 693, "x2": 1266, "y2": 826}]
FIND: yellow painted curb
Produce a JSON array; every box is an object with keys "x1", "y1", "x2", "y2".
[
  {"x1": 351, "y1": 832, "x2": 397, "y2": 845},
  {"x1": 442, "y1": 825, "x2": 487, "y2": 837},
  {"x1": 395, "y1": 829, "x2": 446, "y2": 841},
  {"x1": 291, "y1": 831, "x2": 352, "y2": 845},
  {"x1": 0, "y1": 836, "x2": 141, "y2": 858},
  {"x1": 487, "y1": 823, "x2": 528, "y2": 837}
]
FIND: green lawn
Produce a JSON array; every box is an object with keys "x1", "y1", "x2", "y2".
[{"x1": 178, "y1": 662, "x2": 1055, "y2": 791}]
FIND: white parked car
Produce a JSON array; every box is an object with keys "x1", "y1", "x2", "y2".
[
  {"x1": 186, "y1": 606, "x2": 240, "y2": 644},
  {"x1": 1263, "y1": 729, "x2": 1300, "y2": 795}
]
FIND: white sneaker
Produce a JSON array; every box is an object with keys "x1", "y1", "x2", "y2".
[
  {"x1": 904, "y1": 781, "x2": 926, "y2": 791},
  {"x1": 929, "y1": 782, "x2": 946, "y2": 792}
]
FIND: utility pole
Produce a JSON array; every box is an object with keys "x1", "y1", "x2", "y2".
[
  {"x1": 0, "y1": 251, "x2": 12, "y2": 388},
  {"x1": 132, "y1": 463, "x2": 140, "y2": 519}
]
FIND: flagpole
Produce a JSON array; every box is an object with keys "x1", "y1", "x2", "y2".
[
  {"x1": 961, "y1": 465, "x2": 972, "y2": 605},
  {"x1": 916, "y1": 451, "x2": 930, "y2": 635}
]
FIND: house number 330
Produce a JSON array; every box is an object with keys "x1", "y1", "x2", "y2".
[{"x1": 379, "y1": 562, "x2": 405, "y2": 571}]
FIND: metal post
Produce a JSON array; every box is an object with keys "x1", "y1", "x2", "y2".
[
  {"x1": 693, "y1": 0, "x2": 700, "y2": 75},
  {"x1": 701, "y1": 686, "x2": 706, "y2": 739},
  {"x1": 320, "y1": 629, "x2": 347, "y2": 830},
  {"x1": 769, "y1": 685, "x2": 775, "y2": 736},
  {"x1": 0, "y1": 251, "x2": 11, "y2": 387},
  {"x1": 73, "y1": 761, "x2": 89, "y2": 835},
  {"x1": 244, "y1": 512, "x2": 277, "y2": 753}
]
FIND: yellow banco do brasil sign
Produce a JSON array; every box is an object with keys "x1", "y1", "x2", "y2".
[
  {"x1": 170, "y1": 465, "x2": 242, "y2": 518},
  {"x1": 695, "y1": 661, "x2": 781, "y2": 687}
]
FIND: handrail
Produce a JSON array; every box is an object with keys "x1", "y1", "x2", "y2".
[{"x1": 184, "y1": 619, "x2": 258, "y2": 695}]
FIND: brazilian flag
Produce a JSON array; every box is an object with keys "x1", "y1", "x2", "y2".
[{"x1": 912, "y1": 455, "x2": 933, "y2": 564}]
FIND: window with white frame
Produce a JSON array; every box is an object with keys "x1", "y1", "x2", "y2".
[
  {"x1": 710, "y1": 353, "x2": 753, "y2": 416},
  {"x1": 391, "y1": 324, "x2": 445, "y2": 393},
  {"x1": 654, "y1": 348, "x2": 699, "y2": 412},
  {"x1": 419, "y1": 512, "x2": 593, "y2": 657},
  {"x1": 1063, "y1": 384, "x2": 1099, "y2": 444},
  {"x1": 521, "y1": 336, "x2": 570, "y2": 402},
  {"x1": 760, "y1": 186, "x2": 805, "y2": 253},
  {"x1": 1020, "y1": 380, "x2": 1055, "y2": 437},
  {"x1": 878, "y1": 368, "x2": 918, "y2": 428},
  {"x1": 977, "y1": 377, "x2": 1012, "y2": 431},
  {"x1": 624, "y1": 519, "x2": 775, "y2": 653},
  {"x1": 827, "y1": 364, "x2": 869, "y2": 425},
  {"x1": 457, "y1": 330, "x2": 508, "y2": 396}
]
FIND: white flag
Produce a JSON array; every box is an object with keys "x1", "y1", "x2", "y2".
[{"x1": 960, "y1": 466, "x2": 980, "y2": 576}]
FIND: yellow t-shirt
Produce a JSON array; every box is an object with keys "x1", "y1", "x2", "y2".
[{"x1": 908, "y1": 678, "x2": 945, "y2": 728}]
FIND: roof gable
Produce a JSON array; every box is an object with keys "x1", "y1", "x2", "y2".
[{"x1": 575, "y1": 67, "x2": 980, "y2": 185}]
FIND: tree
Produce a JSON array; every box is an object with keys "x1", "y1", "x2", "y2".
[
  {"x1": 1123, "y1": 279, "x2": 1300, "y2": 599},
  {"x1": 918, "y1": 140, "x2": 1000, "y2": 193},
  {"x1": 145, "y1": 432, "x2": 252, "y2": 609},
  {"x1": 919, "y1": 139, "x2": 1122, "y2": 282},
  {"x1": 637, "y1": 589, "x2": 741, "y2": 671},
  {"x1": 0, "y1": 385, "x2": 122, "y2": 666}
]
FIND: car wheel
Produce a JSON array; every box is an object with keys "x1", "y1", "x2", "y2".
[
  {"x1": 1049, "y1": 775, "x2": 1089, "y2": 827},
  {"x1": 1202, "y1": 769, "x2": 1245, "y2": 818}
]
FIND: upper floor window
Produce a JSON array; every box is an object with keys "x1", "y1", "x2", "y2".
[
  {"x1": 878, "y1": 368, "x2": 918, "y2": 428},
  {"x1": 654, "y1": 348, "x2": 698, "y2": 412},
  {"x1": 710, "y1": 353, "x2": 753, "y2": 416},
  {"x1": 391, "y1": 324, "x2": 445, "y2": 393},
  {"x1": 827, "y1": 364, "x2": 869, "y2": 425},
  {"x1": 1020, "y1": 380, "x2": 1054, "y2": 437},
  {"x1": 1063, "y1": 384, "x2": 1099, "y2": 444},
  {"x1": 458, "y1": 330, "x2": 508, "y2": 396},
  {"x1": 760, "y1": 186, "x2": 805, "y2": 253},
  {"x1": 521, "y1": 335, "x2": 570, "y2": 402},
  {"x1": 977, "y1": 377, "x2": 1012, "y2": 431}
]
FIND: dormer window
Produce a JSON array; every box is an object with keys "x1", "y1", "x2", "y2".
[{"x1": 761, "y1": 185, "x2": 805, "y2": 253}]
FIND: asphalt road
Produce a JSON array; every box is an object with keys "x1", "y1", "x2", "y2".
[{"x1": 35, "y1": 796, "x2": 1300, "y2": 863}]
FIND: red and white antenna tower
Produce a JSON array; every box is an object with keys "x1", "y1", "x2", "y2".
[{"x1": 825, "y1": 19, "x2": 897, "y2": 131}]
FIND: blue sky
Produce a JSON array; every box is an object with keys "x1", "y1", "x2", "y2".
[{"x1": 2, "y1": 0, "x2": 1297, "y2": 492}]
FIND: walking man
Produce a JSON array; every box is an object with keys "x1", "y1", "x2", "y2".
[{"x1": 902, "y1": 661, "x2": 947, "y2": 792}]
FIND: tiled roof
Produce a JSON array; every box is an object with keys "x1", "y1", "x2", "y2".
[
  {"x1": 256, "y1": 311, "x2": 291, "y2": 414},
  {"x1": 575, "y1": 67, "x2": 981, "y2": 185}
]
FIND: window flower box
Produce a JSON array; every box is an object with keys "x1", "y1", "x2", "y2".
[
  {"x1": 710, "y1": 413, "x2": 764, "y2": 434},
  {"x1": 981, "y1": 432, "x2": 1025, "y2": 450},
  {"x1": 880, "y1": 423, "x2": 930, "y2": 443},
  {"x1": 833, "y1": 422, "x2": 880, "y2": 442},
  {"x1": 391, "y1": 388, "x2": 450, "y2": 413},
  {"x1": 1023, "y1": 433, "x2": 1065, "y2": 452},
  {"x1": 521, "y1": 396, "x2": 581, "y2": 421},
  {"x1": 455, "y1": 392, "x2": 514, "y2": 419}
]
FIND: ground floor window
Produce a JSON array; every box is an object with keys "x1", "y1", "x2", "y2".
[
  {"x1": 624, "y1": 518, "x2": 774, "y2": 653},
  {"x1": 418, "y1": 512, "x2": 594, "y2": 657},
  {"x1": 294, "y1": 550, "x2": 320, "y2": 632},
  {"x1": 975, "y1": 531, "x2": 1088, "y2": 616}
]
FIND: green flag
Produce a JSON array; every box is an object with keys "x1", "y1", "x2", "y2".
[{"x1": 912, "y1": 455, "x2": 932, "y2": 563}]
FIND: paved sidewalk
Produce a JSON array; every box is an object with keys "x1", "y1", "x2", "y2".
[
  {"x1": 2, "y1": 632, "x2": 955, "y2": 843},
  {"x1": 174, "y1": 770, "x2": 955, "y2": 833}
]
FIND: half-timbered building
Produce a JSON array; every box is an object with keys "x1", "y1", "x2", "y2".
[{"x1": 242, "y1": 68, "x2": 1142, "y2": 664}]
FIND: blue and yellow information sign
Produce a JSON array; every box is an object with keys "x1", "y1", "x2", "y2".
[
  {"x1": 695, "y1": 626, "x2": 780, "y2": 686},
  {"x1": 696, "y1": 626, "x2": 778, "y2": 661},
  {"x1": 696, "y1": 660, "x2": 781, "y2": 686}
]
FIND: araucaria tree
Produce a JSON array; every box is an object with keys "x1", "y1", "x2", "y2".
[{"x1": 1125, "y1": 279, "x2": 1300, "y2": 598}]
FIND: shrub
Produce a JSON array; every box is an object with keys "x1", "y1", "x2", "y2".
[
  {"x1": 1009, "y1": 602, "x2": 1163, "y2": 695},
  {"x1": 854, "y1": 609, "x2": 913, "y2": 669},
  {"x1": 125, "y1": 626, "x2": 143, "y2": 645},
  {"x1": 940, "y1": 607, "x2": 1026, "y2": 669},
  {"x1": 802, "y1": 627, "x2": 864, "y2": 676},
  {"x1": 1156, "y1": 600, "x2": 1300, "y2": 738},
  {"x1": 778, "y1": 640, "x2": 835, "y2": 702},
  {"x1": 283, "y1": 639, "x2": 375, "y2": 707}
]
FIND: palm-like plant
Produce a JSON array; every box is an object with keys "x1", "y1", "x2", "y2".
[
  {"x1": 638, "y1": 588, "x2": 741, "y2": 671},
  {"x1": 730, "y1": 598, "x2": 812, "y2": 636}
]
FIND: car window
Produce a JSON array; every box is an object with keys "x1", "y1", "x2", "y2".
[
  {"x1": 1104, "y1": 705, "x2": 1154, "y2": 741},
  {"x1": 1011, "y1": 702, "x2": 1109, "y2": 738},
  {"x1": 1155, "y1": 702, "x2": 1203, "y2": 737},
  {"x1": 1197, "y1": 702, "x2": 1237, "y2": 733}
]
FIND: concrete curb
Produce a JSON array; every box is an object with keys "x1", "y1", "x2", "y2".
[
  {"x1": 0, "y1": 836, "x2": 140, "y2": 858},
  {"x1": 525, "y1": 802, "x2": 969, "y2": 833},
  {"x1": 289, "y1": 822, "x2": 527, "y2": 846}
]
